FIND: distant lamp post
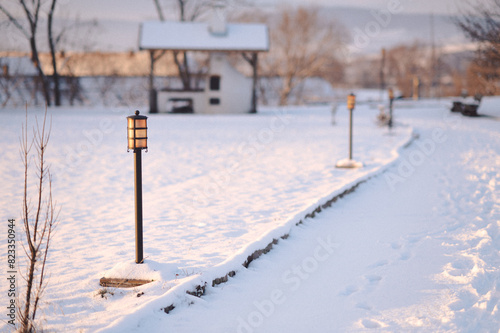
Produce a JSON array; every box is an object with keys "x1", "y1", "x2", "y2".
[
  {"x1": 336, "y1": 93, "x2": 363, "y2": 169},
  {"x1": 127, "y1": 110, "x2": 148, "y2": 264},
  {"x1": 388, "y1": 88, "x2": 395, "y2": 128}
]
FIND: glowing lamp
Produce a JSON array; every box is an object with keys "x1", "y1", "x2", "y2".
[
  {"x1": 388, "y1": 88, "x2": 394, "y2": 100},
  {"x1": 347, "y1": 93, "x2": 356, "y2": 110},
  {"x1": 127, "y1": 110, "x2": 148, "y2": 151}
]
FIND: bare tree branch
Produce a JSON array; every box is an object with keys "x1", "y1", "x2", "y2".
[
  {"x1": 152, "y1": 0, "x2": 217, "y2": 90},
  {"x1": 256, "y1": 6, "x2": 346, "y2": 105},
  {"x1": 19, "y1": 108, "x2": 58, "y2": 333},
  {"x1": 153, "y1": 0, "x2": 165, "y2": 21},
  {"x1": 48, "y1": 0, "x2": 62, "y2": 106},
  {"x1": 0, "y1": 4, "x2": 30, "y2": 38},
  {"x1": 454, "y1": 0, "x2": 500, "y2": 95}
]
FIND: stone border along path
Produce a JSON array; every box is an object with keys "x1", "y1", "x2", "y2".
[{"x1": 159, "y1": 133, "x2": 420, "y2": 315}]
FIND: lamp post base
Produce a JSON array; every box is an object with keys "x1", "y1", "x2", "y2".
[
  {"x1": 335, "y1": 158, "x2": 363, "y2": 169},
  {"x1": 99, "y1": 277, "x2": 153, "y2": 288}
]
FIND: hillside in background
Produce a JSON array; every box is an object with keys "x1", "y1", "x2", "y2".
[
  {"x1": 324, "y1": 6, "x2": 467, "y2": 55},
  {"x1": 1, "y1": 5, "x2": 468, "y2": 56}
]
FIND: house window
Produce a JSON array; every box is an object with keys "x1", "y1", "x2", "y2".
[
  {"x1": 210, "y1": 75, "x2": 220, "y2": 91},
  {"x1": 209, "y1": 98, "x2": 220, "y2": 105}
]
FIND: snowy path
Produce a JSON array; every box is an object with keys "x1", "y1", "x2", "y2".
[{"x1": 122, "y1": 108, "x2": 500, "y2": 332}]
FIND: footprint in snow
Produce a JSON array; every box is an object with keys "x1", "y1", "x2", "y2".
[
  {"x1": 356, "y1": 302, "x2": 373, "y2": 311},
  {"x1": 339, "y1": 285, "x2": 359, "y2": 296},
  {"x1": 365, "y1": 275, "x2": 382, "y2": 284},
  {"x1": 391, "y1": 242, "x2": 402, "y2": 250},
  {"x1": 408, "y1": 235, "x2": 424, "y2": 244},
  {"x1": 368, "y1": 259, "x2": 389, "y2": 268},
  {"x1": 399, "y1": 251, "x2": 412, "y2": 261},
  {"x1": 361, "y1": 318, "x2": 382, "y2": 329},
  {"x1": 362, "y1": 275, "x2": 382, "y2": 293}
]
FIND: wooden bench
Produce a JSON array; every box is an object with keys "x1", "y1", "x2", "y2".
[
  {"x1": 461, "y1": 103, "x2": 479, "y2": 117},
  {"x1": 451, "y1": 101, "x2": 463, "y2": 112},
  {"x1": 450, "y1": 99, "x2": 480, "y2": 117}
]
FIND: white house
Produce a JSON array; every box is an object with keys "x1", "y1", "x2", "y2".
[{"x1": 138, "y1": 6, "x2": 269, "y2": 114}]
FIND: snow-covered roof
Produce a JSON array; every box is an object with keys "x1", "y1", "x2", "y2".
[{"x1": 139, "y1": 21, "x2": 269, "y2": 52}]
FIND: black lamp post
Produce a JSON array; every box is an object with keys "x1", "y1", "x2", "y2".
[
  {"x1": 127, "y1": 110, "x2": 148, "y2": 264},
  {"x1": 336, "y1": 93, "x2": 363, "y2": 168},
  {"x1": 388, "y1": 88, "x2": 394, "y2": 128},
  {"x1": 347, "y1": 93, "x2": 356, "y2": 160}
]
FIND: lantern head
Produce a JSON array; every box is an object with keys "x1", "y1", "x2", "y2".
[
  {"x1": 347, "y1": 93, "x2": 356, "y2": 110},
  {"x1": 127, "y1": 110, "x2": 148, "y2": 151},
  {"x1": 388, "y1": 88, "x2": 394, "y2": 100}
]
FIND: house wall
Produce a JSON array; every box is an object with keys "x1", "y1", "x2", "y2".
[
  {"x1": 205, "y1": 52, "x2": 252, "y2": 114},
  {"x1": 157, "y1": 52, "x2": 252, "y2": 114}
]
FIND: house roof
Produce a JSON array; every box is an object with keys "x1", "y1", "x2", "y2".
[{"x1": 139, "y1": 21, "x2": 269, "y2": 53}]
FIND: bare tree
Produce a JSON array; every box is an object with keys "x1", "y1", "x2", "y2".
[
  {"x1": 465, "y1": 49, "x2": 500, "y2": 95},
  {"x1": 54, "y1": 18, "x2": 100, "y2": 106},
  {"x1": 380, "y1": 48, "x2": 386, "y2": 92},
  {"x1": 347, "y1": 54, "x2": 383, "y2": 89},
  {"x1": 0, "y1": 0, "x2": 81, "y2": 106},
  {"x1": 455, "y1": 0, "x2": 500, "y2": 46},
  {"x1": 153, "y1": 0, "x2": 252, "y2": 89},
  {"x1": 47, "y1": 0, "x2": 61, "y2": 106},
  {"x1": 455, "y1": 0, "x2": 500, "y2": 95},
  {"x1": 0, "y1": 0, "x2": 52, "y2": 105},
  {"x1": 385, "y1": 42, "x2": 427, "y2": 98},
  {"x1": 259, "y1": 6, "x2": 347, "y2": 105},
  {"x1": 85, "y1": 53, "x2": 121, "y2": 106},
  {"x1": 18, "y1": 109, "x2": 58, "y2": 332},
  {"x1": 153, "y1": 0, "x2": 213, "y2": 90},
  {"x1": 0, "y1": 63, "x2": 27, "y2": 107}
]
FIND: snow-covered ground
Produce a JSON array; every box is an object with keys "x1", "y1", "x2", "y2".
[{"x1": 1, "y1": 96, "x2": 499, "y2": 332}]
